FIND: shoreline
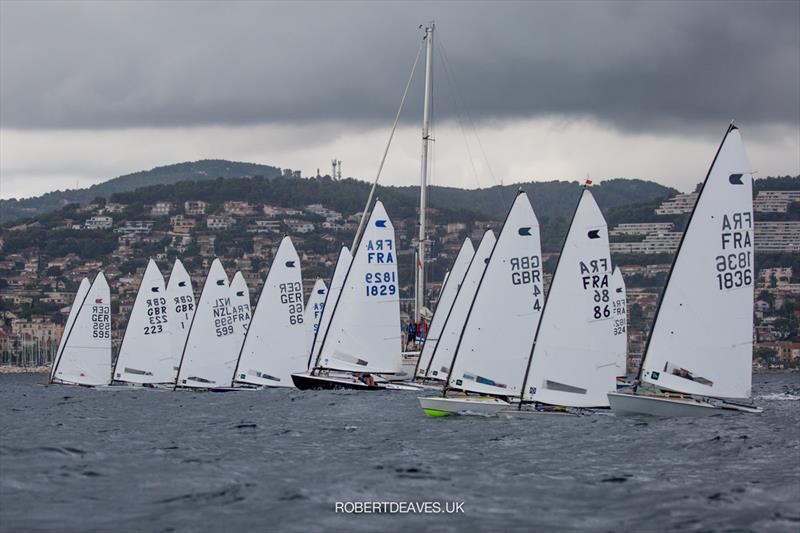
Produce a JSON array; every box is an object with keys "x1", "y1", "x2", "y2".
[{"x1": 0, "y1": 366, "x2": 50, "y2": 374}]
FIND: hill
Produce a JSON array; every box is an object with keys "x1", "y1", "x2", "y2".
[{"x1": 0, "y1": 160, "x2": 284, "y2": 223}]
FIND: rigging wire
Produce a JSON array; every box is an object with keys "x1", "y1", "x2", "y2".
[{"x1": 351, "y1": 38, "x2": 424, "y2": 250}]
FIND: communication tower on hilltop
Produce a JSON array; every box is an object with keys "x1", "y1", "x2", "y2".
[{"x1": 331, "y1": 159, "x2": 342, "y2": 180}]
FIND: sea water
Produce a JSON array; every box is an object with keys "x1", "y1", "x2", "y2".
[{"x1": 1, "y1": 373, "x2": 798, "y2": 532}]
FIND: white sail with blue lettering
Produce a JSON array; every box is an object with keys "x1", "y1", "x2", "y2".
[
  {"x1": 50, "y1": 278, "x2": 90, "y2": 382},
  {"x1": 523, "y1": 189, "x2": 617, "y2": 407},
  {"x1": 448, "y1": 192, "x2": 544, "y2": 397},
  {"x1": 176, "y1": 258, "x2": 239, "y2": 389},
  {"x1": 611, "y1": 267, "x2": 628, "y2": 378},
  {"x1": 229, "y1": 271, "x2": 251, "y2": 350},
  {"x1": 416, "y1": 238, "x2": 475, "y2": 378},
  {"x1": 166, "y1": 259, "x2": 195, "y2": 381},
  {"x1": 234, "y1": 236, "x2": 306, "y2": 387},
  {"x1": 113, "y1": 259, "x2": 172, "y2": 384},
  {"x1": 426, "y1": 230, "x2": 496, "y2": 381},
  {"x1": 305, "y1": 279, "x2": 328, "y2": 355},
  {"x1": 51, "y1": 272, "x2": 112, "y2": 386},
  {"x1": 640, "y1": 126, "x2": 754, "y2": 399},
  {"x1": 318, "y1": 200, "x2": 401, "y2": 374},
  {"x1": 308, "y1": 246, "x2": 352, "y2": 370}
]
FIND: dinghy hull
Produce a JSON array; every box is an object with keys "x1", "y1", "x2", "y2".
[
  {"x1": 418, "y1": 395, "x2": 511, "y2": 417},
  {"x1": 607, "y1": 391, "x2": 720, "y2": 417},
  {"x1": 291, "y1": 373, "x2": 383, "y2": 391}
]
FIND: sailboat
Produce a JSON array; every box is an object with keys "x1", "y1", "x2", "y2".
[
  {"x1": 610, "y1": 267, "x2": 629, "y2": 386},
  {"x1": 420, "y1": 231, "x2": 495, "y2": 383},
  {"x1": 229, "y1": 271, "x2": 251, "y2": 348},
  {"x1": 608, "y1": 124, "x2": 761, "y2": 416},
  {"x1": 50, "y1": 272, "x2": 112, "y2": 387},
  {"x1": 174, "y1": 258, "x2": 241, "y2": 390},
  {"x1": 419, "y1": 191, "x2": 545, "y2": 415},
  {"x1": 50, "y1": 278, "x2": 90, "y2": 383},
  {"x1": 304, "y1": 279, "x2": 328, "y2": 355},
  {"x1": 165, "y1": 258, "x2": 195, "y2": 382},
  {"x1": 112, "y1": 259, "x2": 173, "y2": 386},
  {"x1": 520, "y1": 188, "x2": 619, "y2": 410},
  {"x1": 292, "y1": 201, "x2": 416, "y2": 390},
  {"x1": 307, "y1": 246, "x2": 352, "y2": 370},
  {"x1": 414, "y1": 238, "x2": 475, "y2": 381},
  {"x1": 233, "y1": 236, "x2": 307, "y2": 387}
]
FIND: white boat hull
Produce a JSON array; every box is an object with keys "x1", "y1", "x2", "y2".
[
  {"x1": 418, "y1": 395, "x2": 511, "y2": 417},
  {"x1": 608, "y1": 391, "x2": 720, "y2": 417}
]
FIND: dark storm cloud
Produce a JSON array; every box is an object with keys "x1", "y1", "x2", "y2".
[{"x1": 1, "y1": 1, "x2": 798, "y2": 132}]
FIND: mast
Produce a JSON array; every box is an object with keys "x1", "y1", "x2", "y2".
[{"x1": 416, "y1": 22, "x2": 434, "y2": 324}]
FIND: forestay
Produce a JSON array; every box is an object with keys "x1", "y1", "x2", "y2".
[
  {"x1": 308, "y1": 247, "x2": 352, "y2": 369},
  {"x1": 166, "y1": 259, "x2": 195, "y2": 380},
  {"x1": 114, "y1": 259, "x2": 173, "y2": 384},
  {"x1": 611, "y1": 267, "x2": 628, "y2": 378},
  {"x1": 234, "y1": 236, "x2": 306, "y2": 387},
  {"x1": 641, "y1": 126, "x2": 754, "y2": 399},
  {"x1": 523, "y1": 190, "x2": 616, "y2": 407},
  {"x1": 416, "y1": 238, "x2": 475, "y2": 378},
  {"x1": 317, "y1": 200, "x2": 401, "y2": 374},
  {"x1": 52, "y1": 273, "x2": 112, "y2": 386},
  {"x1": 304, "y1": 279, "x2": 328, "y2": 355},
  {"x1": 50, "y1": 278, "x2": 90, "y2": 382},
  {"x1": 426, "y1": 231, "x2": 496, "y2": 381},
  {"x1": 176, "y1": 258, "x2": 240, "y2": 388},
  {"x1": 449, "y1": 192, "x2": 543, "y2": 397}
]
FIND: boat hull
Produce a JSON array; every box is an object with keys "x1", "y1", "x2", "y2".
[
  {"x1": 291, "y1": 373, "x2": 383, "y2": 391},
  {"x1": 607, "y1": 391, "x2": 720, "y2": 417},
  {"x1": 418, "y1": 395, "x2": 511, "y2": 417}
]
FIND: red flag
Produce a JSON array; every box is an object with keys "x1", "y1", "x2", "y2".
[
  {"x1": 584, "y1": 178, "x2": 593, "y2": 186},
  {"x1": 95, "y1": 298, "x2": 103, "y2": 304}
]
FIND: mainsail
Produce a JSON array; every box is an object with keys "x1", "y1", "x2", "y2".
[
  {"x1": 50, "y1": 278, "x2": 90, "y2": 382},
  {"x1": 448, "y1": 192, "x2": 544, "y2": 397},
  {"x1": 230, "y1": 271, "x2": 251, "y2": 348},
  {"x1": 51, "y1": 272, "x2": 112, "y2": 386},
  {"x1": 426, "y1": 230, "x2": 496, "y2": 381},
  {"x1": 304, "y1": 279, "x2": 328, "y2": 355},
  {"x1": 523, "y1": 189, "x2": 616, "y2": 407},
  {"x1": 316, "y1": 200, "x2": 401, "y2": 374},
  {"x1": 415, "y1": 238, "x2": 475, "y2": 378},
  {"x1": 175, "y1": 258, "x2": 240, "y2": 389},
  {"x1": 640, "y1": 125, "x2": 754, "y2": 399},
  {"x1": 234, "y1": 236, "x2": 306, "y2": 387},
  {"x1": 308, "y1": 246, "x2": 352, "y2": 369},
  {"x1": 113, "y1": 259, "x2": 173, "y2": 384},
  {"x1": 611, "y1": 267, "x2": 628, "y2": 378},
  {"x1": 166, "y1": 259, "x2": 195, "y2": 381}
]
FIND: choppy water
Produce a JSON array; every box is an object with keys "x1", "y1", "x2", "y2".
[{"x1": 1, "y1": 373, "x2": 798, "y2": 533}]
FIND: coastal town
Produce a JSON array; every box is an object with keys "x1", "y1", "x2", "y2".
[{"x1": 1, "y1": 179, "x2": 798, "y2": 373}]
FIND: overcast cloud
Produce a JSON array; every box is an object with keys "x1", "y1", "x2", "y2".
[{"x1": 1, "y1": 1, "x2": 798, "y2": 198}]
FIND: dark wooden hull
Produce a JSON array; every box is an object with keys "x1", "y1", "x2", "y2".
[{"x1": 291, "y1": 373, "x2": 383, "y2": 391}]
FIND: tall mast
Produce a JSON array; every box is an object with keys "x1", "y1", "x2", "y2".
[{"x1": 416, "y1": 22, "x2": 434, "y2": 323}]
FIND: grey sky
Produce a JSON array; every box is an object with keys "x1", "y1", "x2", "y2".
[{"x1": 1, "y1": 1, "x2": 798, "y2": 198}]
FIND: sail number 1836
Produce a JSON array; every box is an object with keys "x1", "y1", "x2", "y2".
[{"x1": 715, "y1": 251, "x2": 752, "y2": 290}]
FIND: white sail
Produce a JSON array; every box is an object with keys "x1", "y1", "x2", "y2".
[
  {"x1": 305, "y1": 279, "x2": 328, "y2": 355},
  {"x1": 449, "y1": 192, "x2": 544, "y2": 397},
  {"x1": 113, "y1": 259, "x2": 173, "y2": 384},
  {"x1": 317, "y1": 200, "x2": 401, "y2": 374},
  {"x1": 230, "y1": 271, "x2": 252, "y2": 348},
  {"x1": 611, "y1": 267, "x2": 628, "y2": 378},
  {"x1": 308, "y1": 246, "x2": 352, "y2": 370},
  {"x1": 523, "y1": 189, "x2": 616, "y2": 407},
  {"x1": 166, "y1": 259, "x2": 195, "y2": 381},
  {"x1": 51, "y1": 278, "x2": 90, "y2": 382},
  {"x1": 416, "y1": 238, "x2": 475, "y2": 378},
  {"x1": 426, "y1": 230, "x2": 496, "y2": 381},
  {"x1": 234, "y1": 236, "x2": 306, "y2": 387},
  {"x1": 641, "y1": 126, "x2": 754, "y2": 399},
  {"x1": 52, "y1": 272, "x2": 112, "y2": 386},
  {"x1": 176, "y1": 258, "x2": 240, "y2": 388}
]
